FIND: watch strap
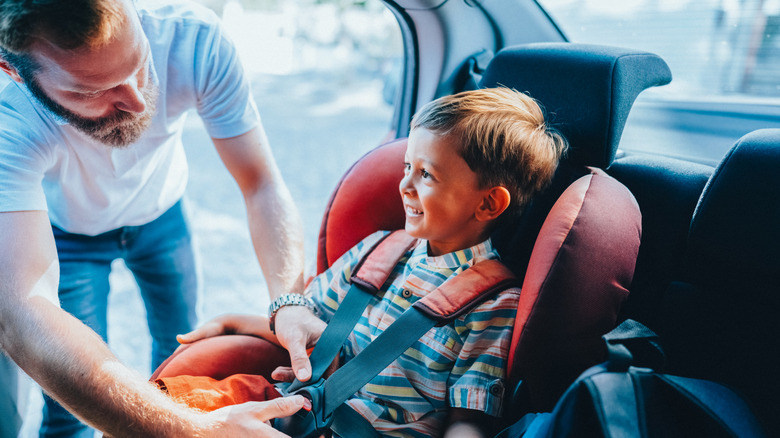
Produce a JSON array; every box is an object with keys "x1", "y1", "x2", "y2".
[{"x1": 268, "y1": 293, "x2": 316, "y2": 334}]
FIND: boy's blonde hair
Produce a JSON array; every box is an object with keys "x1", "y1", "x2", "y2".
[{"x1": 411, "y1": 87, "x2": 568, "y2": 217}]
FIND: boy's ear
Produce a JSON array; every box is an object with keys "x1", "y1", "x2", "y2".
[
  {"x1": 476, "y1": 186, "x2": 511, "y2": 222},
  {"x1": 0, "y1": 58, "x2": 22, "y2": 83}
]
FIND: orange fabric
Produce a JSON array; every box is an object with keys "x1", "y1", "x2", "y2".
[{"x1": 156, "y1": 374, "x2": 281, "y2": 412}]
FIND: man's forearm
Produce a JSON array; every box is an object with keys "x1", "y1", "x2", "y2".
[
  {"x1": 245, "y1": 179, "x2": 305, "y2": 300},
  {"x1": 0, "y1": 296, "x2": 207, "y2": 437},
  {"x1": 210, "y1": 127, "x2": 305, "y2": 301}
]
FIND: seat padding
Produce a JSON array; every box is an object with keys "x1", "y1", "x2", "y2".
[
  {"x1": 480, "y1": 42, "x2": 672, "y2": 169},
  {"x1": 150, "y1": 335, "x2": 289, "y2": 381},
  {"x1": 508, "y1": 168, "x2": 641, "y2": 412},
  {"x1": 316, "y1": 138, "x2": 406, "y2": 274}
]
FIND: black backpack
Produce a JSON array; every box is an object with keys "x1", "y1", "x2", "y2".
[{"x1": 497, "y1": 319, "x2": 767, "y2": 438}]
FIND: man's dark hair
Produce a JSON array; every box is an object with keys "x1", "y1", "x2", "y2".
[{"x1": 0, "y1": 0, "x2": 124, "y2": 54}]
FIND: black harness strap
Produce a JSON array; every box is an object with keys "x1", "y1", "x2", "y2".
[{"x1": 286, "y1": 231, "x2": 418, "y2": 394}]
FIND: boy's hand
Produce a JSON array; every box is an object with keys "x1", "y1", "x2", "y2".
[
  {"x1": 272, "y1": 306, "x2": 326, "y2": 382},
  {"x1": 444, "y1": 409, "x2": 490, "y2": 438},
  {"x1": 444, "y1": 422, "x2": 486, "y2": 438}
]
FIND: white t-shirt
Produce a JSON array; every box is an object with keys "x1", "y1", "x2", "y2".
[{"x1": 0, "y1": 0, "x2": 259, "y2": 235}]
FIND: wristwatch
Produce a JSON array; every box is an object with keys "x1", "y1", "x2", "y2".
[{"x1": 268, "y1": 293, "x2": 317, "y2": 334}]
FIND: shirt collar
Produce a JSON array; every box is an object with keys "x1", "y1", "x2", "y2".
[{"x1": 406, "y1": 237, "x2": 498, "y2": 271}]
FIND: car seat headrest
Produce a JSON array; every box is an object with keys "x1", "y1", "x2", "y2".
[
  {"x1": 479, "y1": 42, "x2": 672, "y2": 168},
  {"x1": 687, "y1": 128, "x2": 780, "y2": 291},
  {"x1": 316, "y1": 139, "x2": 407, "y2": 273},
  {"x1": 508, "y1": 167, "x2": 641, "y2": 411}
]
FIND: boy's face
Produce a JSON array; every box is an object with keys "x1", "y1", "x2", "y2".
[{"x1": 400, "y1": 128, "x2": 492, "y2": 256}]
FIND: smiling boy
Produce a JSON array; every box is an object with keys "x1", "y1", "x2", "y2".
[{"x1": 167, "y1": 87, "x2": 568, "y2": 437}]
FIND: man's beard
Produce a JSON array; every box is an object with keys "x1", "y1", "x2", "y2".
[{"x1": 25, "y1": 75, "x2": 159, "y2": 148}]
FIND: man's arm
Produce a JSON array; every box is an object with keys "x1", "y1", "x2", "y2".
[
  {"x1": 212, "y1": 126, "x2": 305, "y2": 300},
  {"x1": 0, "y1": 210, "x2": 303, "y2": 437},
  {"x1": 213, "y1": 126, "x2": 322, "y2": 382}
]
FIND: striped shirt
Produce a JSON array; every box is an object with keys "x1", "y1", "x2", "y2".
[{"x1": 307, "y1": 231, "x2": 521, "y2": 437}]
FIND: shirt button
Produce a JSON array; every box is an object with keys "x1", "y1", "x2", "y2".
[
  {"x1": 489, "y1": 381, "x2": 504, "y2": 397},
  {"x1": 402, "y1": 289, "x2": 413, "y2": 298}
]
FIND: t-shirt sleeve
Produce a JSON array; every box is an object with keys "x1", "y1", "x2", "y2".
[
  {"x1": 0, "y1": 123, "x2": 49, "y2": 213},
  {"x1": 191, "y1": 12, "x2": 259, "y2": 139},
  {"x1": 447, "y1": 287, "x2": 521, "y2": 417}
]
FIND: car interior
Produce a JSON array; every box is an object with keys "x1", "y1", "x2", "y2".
[
  {"x1": 382, "y1": 1, "x2": 780, "y2": 434},
  {"x1": 152, "y1": 0, "x2": 779, "y2": 436}
]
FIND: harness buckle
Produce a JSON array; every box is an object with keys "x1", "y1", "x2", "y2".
[{"x1": 273, "y1": 379, "x2": 333, "y2": 438}]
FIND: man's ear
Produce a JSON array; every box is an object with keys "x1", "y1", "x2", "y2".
[
  {"x1": 476, "y1": 186, "x2": 511, "y2": 222},
  {"x1": 0, "y1": 57, "x2": 23, "y2": 83}
]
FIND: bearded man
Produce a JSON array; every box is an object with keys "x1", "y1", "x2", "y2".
[{"x1": 0, "y1": 0, "x2": 309, "y2": 436}]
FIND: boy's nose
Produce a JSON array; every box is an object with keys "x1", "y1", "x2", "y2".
[{"x1": 399, "y1": 173, "x2": 414, "y2": 194}]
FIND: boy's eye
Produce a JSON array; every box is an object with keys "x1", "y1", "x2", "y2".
[
  {"x1": 421, "y1": 169, "x2": 431, "y2": 179},
  {"x1": 403, "y1": 162, "x2": 411, "y2": 174}
]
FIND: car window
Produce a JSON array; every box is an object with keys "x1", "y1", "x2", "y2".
[
  {"x1": 537, "y1": 0, "x2": 780, "y2": 164},
  {"x1": 538, "y1": 0, "x2": 780, "y2": 101}
]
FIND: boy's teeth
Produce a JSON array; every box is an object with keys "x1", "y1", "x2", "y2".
[{"x1": 406, "y1": 206, "x2": 422, "y2": 215}]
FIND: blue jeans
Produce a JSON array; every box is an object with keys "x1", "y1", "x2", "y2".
[
  {"x1": 41, "y1": 200, "x2": 199, "y2": 438},
  {"x1": 0, "y1": 353, "x2": 25, "y2": 438}
]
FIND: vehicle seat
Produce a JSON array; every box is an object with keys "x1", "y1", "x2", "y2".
[
  {"x1": 316, "y1": 43, "x2": 669, "y2": 414},
  {"x1": 608, "y1": 155, "x2": 713, "y2": 331},
  {"x1": 479, "y1": 42, "x2": 671, "y2": 280},
  {"x1": 659, "y1": 129, "x2": 780, "y2": 436},
  {"x1": 316, "y1": 138, "x2": 406, "y2": 273}
]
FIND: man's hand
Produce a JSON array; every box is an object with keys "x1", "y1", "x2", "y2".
[
  {"x1": 176, "y1": 314, "x2": 273, "y2": 345},
  {"x1": 272, "y1": 306, "x2": 326, "y2": 382},
  {"x1": 199, "y1": 396, "x2": 311, "y2": 437},
  {"x1": 176, "y1": 309, "x2": 327, "y2": 383}
]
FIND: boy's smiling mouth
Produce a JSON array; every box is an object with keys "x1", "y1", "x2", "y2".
[{"x1": 405, "y1": 205, "x2": 423, "y2": 217}]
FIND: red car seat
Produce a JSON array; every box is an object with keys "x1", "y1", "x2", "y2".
[{"x1": 316, "y1": 43, "x2": 671, "y2": 415}]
